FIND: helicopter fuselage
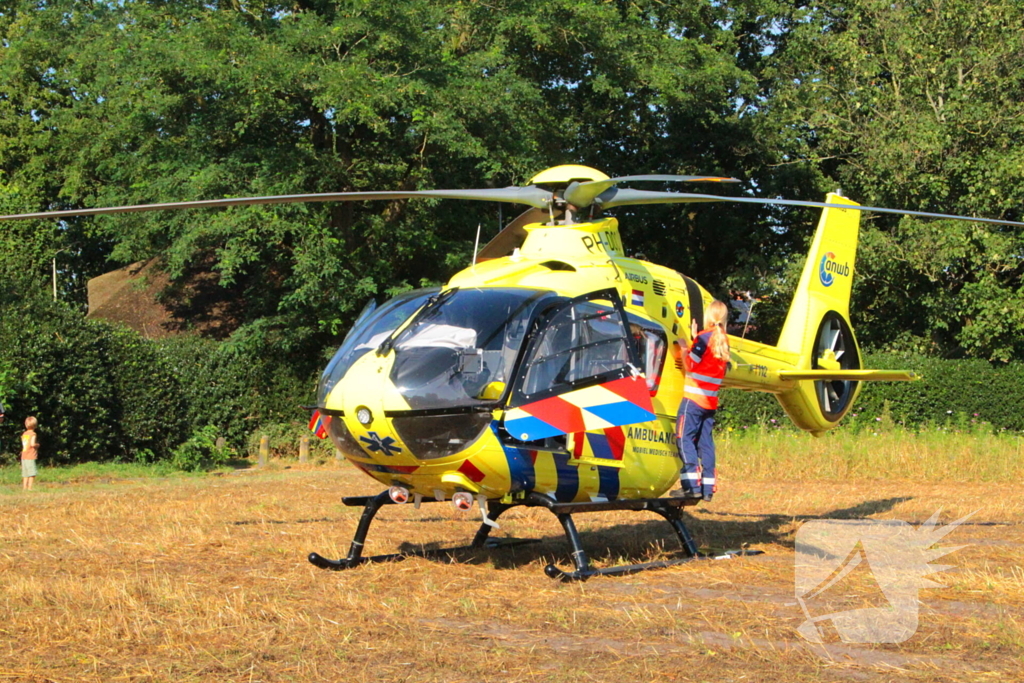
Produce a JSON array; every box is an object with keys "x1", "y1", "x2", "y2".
[
  {"x1": 318, "y1": 217, "x2": 714, "y2": 502},
  {"x1": 316, "y1": 213, "x2": 845, "y2": 504}
]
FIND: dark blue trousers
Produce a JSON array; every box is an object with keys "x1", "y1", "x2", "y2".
[{"x1": 676, "y1": 398, "x2": 717, "y2": 496}]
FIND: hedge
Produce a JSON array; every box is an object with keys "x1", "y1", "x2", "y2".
[
  {"x1": 0, "y1": 294, "x2": 317, "y2": 464},
  {"x1": 5, "y1": 289, "x2": 1021, "y2": 465},
  {"x1": 0, "y1": 295, "x2": 189, "y2": 463},
  {"x1": 157, "y1": 329, "x2": 317, "y2": 451}
]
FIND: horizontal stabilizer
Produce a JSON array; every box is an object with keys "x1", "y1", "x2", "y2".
[{"x1": 778, "y1": 370, "x2": 919, "y2": 382}]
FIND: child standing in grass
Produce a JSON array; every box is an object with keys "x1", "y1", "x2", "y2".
[{"x1": 21, "y1": 416, "x2": 38, "y2": 491}]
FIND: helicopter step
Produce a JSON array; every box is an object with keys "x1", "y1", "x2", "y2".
[{"x1": 307, "y1": 490, "x2": 763, "y2": 580}]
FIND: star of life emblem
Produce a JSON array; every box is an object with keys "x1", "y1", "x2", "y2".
[{"x1": 359, "y1": 431, "x2": 402, "y2": 456}]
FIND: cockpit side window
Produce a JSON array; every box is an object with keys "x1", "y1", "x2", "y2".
[
  {"x1": 627, "y1": 314, "x2": 668, "y2": 395},
  {"x1": 515, "y1": 291, "x2": 636, "y2": 403}
]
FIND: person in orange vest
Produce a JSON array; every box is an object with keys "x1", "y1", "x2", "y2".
[{"x1": 671, "y1": 300, "x2": 730, "y2": 501}]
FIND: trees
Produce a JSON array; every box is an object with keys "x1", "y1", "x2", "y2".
[
  {"x1": 0, "y1": 0, "x2": 1020, "y2": 421},
  {"x1": 0, "y1": 0, "x2": 792, "y2": 346},
  {"x1": 766, "y1": 0, "x2": 1024, "y2": 360}
]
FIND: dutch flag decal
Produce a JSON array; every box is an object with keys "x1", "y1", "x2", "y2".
[{"x1": 631, "y1": 289, "x2": 644, "y2": 307}]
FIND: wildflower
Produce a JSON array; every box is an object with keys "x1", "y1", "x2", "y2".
[
  {"x1": 946, "y1": 410, "x2": 953, "y2": 415},
  {"x1": 875, "y1": 417, "x2": 881, "y2": 422}
]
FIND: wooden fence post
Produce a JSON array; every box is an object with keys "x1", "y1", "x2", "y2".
[
  {"x1": 299, "y1": 436, "x2": 309, "y2": 463},
  {"x1": 258, "y1": 435, "x2": 268, "y2": 467}
]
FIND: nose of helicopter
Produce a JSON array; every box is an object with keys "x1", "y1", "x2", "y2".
[
  {"x1": 331, "y1": 353, "x2": 412, "y2": 461},
  {"x1": 324, "y1": 347, "x2": 491, "y2": 464}
]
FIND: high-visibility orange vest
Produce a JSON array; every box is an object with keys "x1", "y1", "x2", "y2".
[{"x1": 683, "y1": 328, "x2": 728, "y2": 410}]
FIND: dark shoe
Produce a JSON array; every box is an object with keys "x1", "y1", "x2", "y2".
[
  {"x1": 702, "y1": 493, "x2": 713, "y2": 502},
  {"x1": 670, "y1": 488, "x2": 704, "y2": 499}
]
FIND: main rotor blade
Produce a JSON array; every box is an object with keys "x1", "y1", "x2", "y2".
[
  {"x1": 0, "y1": 186, "x2": 553, "y2": 222},
  {"x1": 564, "y1": 174, "x2": 740, "y2": 209},
  {"x1": 598, "y1": 188, "x2": 1024, "y2": 227}
]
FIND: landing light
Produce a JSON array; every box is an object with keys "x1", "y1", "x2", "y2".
[
  {"x1": 388, "y1": 486, "x2": 410, "y2": 504},
  {"x1": 452, "y1": 492, "x2": 474, "y2": 511},
  {"x1": 356, "y1": 406, "x2": 373, "y2": 425}
]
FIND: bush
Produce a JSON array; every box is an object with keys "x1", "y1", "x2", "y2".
[
  {"x1": 0, "y1": 293, "x2": 189, "y2": 463},
  {"x1": 0, "y1": 285, "x2": 320, "y2": 465},
  {"x1": 158, "y1": 327, "x2": 317, "y2": 451},
  {"x1": 170, "y1": 425, "x2": 233, "y2": 471}
]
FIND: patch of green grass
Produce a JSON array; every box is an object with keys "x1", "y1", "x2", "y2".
[{"x1": 0, "y1": 459, "x2": 248, "y2": 488}]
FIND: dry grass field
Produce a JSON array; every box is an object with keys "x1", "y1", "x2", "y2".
[{"x1": 1, "y1": 435, "x2": 1022, "y2": 682}]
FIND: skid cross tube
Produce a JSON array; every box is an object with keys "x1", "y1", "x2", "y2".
[{"x1": 308, "y1": 491, "x2": 759, "y2": 579}]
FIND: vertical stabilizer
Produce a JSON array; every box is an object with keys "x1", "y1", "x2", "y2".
[
  {"x1": 774, "y1": 194, "x2": 863, "y2": 432},
  {"x1": 778, "y1": 193, "x2": 860, "y2": 364}
]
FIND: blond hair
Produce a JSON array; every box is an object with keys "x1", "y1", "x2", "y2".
[
  {"x1": 705, "y1": 300, "x2": 730, "y2": 360},
  {"x1": 25, "y1": 416, "x2": 37, "y2": 430}
]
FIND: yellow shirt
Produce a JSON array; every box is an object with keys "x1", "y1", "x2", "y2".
[{"x1": 21, "y1": 431, "x2": 38, "y2": 460}]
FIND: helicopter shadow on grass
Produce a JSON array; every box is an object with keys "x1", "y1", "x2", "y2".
[{"x1": 391, "y1": 497, "x2": 912, "y2": 571}]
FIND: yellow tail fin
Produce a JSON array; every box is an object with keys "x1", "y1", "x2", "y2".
[
  {"x1": 775, "y1": 194, "x2": 864, "y2": 432},
  {"x1": 777, "y1": 193, "x2": 860, "y2": 362}
]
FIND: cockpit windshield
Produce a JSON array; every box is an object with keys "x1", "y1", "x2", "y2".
[
  {"x1": 317, "y1": 288, "x2": 439, "y2": 405},
  {"x1": 389, "y1": 288, "x2": 556, "y2": 410}
]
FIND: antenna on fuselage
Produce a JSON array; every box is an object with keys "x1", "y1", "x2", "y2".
[{"x1": 472, "y1": 223, "x2": 481, "y2": 266}]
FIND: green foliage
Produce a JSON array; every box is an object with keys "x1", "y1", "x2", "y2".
[
  {"x1": 767, "y1": 0, "x2": 1024, "y2": 360},
  {"x1": 0, "y1": 291, "x2": 189, "y2": 463},
  {"x1": 3, "y1": 0, "x2": 1024, "y2": 472},
  {"x1": 170, "y1": 424, "x2": 232, "y2": 472},
  {"x1": 158, "y1": 328, "x2": 315, "y2": 449},
  {"x1": 0, "y1": 0, "x2": 804, "y2": 357},
  {"x1": 843, "y1": 353, "x2": 1024, "y2": 433}
]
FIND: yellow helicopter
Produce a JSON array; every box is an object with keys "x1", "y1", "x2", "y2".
[{"x1": 5, "y1": 164, "x2": 1020, "y2": 579}]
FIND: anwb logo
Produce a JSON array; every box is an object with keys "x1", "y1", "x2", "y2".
[
  {"x1": 793, "y1": 511, "x2": 973, "y2": 643},
  {"x1": 818, "y1": 252, "x2": 850, "y2": 287}
]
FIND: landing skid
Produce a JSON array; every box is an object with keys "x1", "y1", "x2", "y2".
[{"x1": 307, "y1": 490, "x2": 762, "y2": 580}]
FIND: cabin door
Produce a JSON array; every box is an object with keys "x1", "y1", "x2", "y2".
[{"x1": 503, "y1": 288, "x2": 656, "y2": 442}]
